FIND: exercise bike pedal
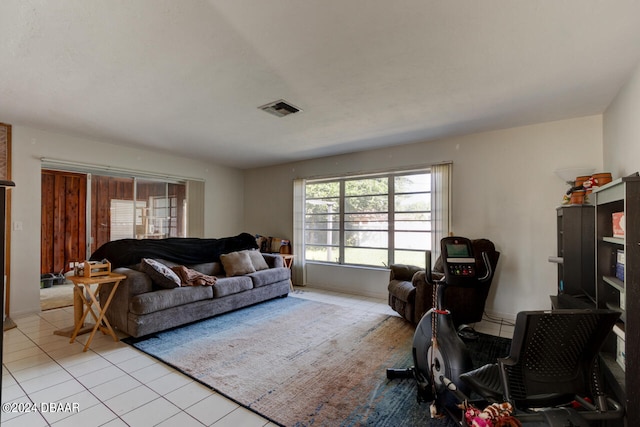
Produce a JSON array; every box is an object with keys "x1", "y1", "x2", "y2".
[
  {"x1": 457, "y1": 324, "x2": 479, "y2": 341},
  {"x1": 386, "y1": 367, "x2": 414, "y2": 380}
]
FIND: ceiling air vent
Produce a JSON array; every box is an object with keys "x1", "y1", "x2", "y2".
[{"x1": 258, "y1": 99, "x2": 302, "y2": 117}]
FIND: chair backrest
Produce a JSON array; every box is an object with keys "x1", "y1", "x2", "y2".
[{"x1": 500, "y1": 309, "x2": 620, "y2": 408}]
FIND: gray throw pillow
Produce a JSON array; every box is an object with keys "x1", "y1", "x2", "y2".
[
  {"x1": 141, "y1": 258, "x2": 182, "y2": 288},
  {"x1": 220, "y1": 251, "x2": 256, "y2": 276},
  {"x1": 246, "y1": 249, "x2": 269, "y2": 271}
]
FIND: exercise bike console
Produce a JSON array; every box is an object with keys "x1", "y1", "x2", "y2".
[{"x1": 440, "y1": 237, "x2": 477, "y2": 285}]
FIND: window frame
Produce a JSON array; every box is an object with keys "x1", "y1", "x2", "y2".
[{"x1": 304, "y1": 169, "x2": 431, "y2": 268}]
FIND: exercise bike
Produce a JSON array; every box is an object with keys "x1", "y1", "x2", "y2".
[
  {"x1": 387, "y1": 236, "x2": 493, "y2": 415},
  {"x1": 388, "y1": 237, "x2": 625, "y2": 426}
]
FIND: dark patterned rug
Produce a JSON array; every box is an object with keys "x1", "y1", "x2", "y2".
[{"x1": 124, "y1": 297, "x2": 511, "y2": 426}]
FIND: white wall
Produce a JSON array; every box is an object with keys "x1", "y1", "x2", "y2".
[
  {"x1": 604, "y1": 62, "x2": 640, "y2": 176},
  {"x1": 10, "y1": 126, "x2": 245, "y2": 316},
  {"x1": 244, "y1": 116, "x2": 604, "y2": 319}
]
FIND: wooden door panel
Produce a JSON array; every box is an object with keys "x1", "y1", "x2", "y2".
[
  {"x1": 41, "y1": 173, "x2": 55, "y2": 274},
  {"x1": 41, "y1": 170, "x2": 87, "y2": 274}
]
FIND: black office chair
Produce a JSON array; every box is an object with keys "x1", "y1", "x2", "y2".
[{"x1": 459, "y1": 309, "x2": 624, "y2": 425}]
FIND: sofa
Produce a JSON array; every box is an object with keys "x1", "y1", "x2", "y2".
[{"x1": 93, "y1": 233, "x2": 291, "y2": 338}]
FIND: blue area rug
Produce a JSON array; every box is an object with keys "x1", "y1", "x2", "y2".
[{"x1": 124, "y1": 296, "x2": 510, "y2": 426}]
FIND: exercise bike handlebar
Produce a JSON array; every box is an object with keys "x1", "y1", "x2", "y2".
[
  {"x1": 477, "y1": 251, "x2": 493, "y2": 283},
  {"x1": 425, "y1": 250, "x2": 433, "y2": 284}
]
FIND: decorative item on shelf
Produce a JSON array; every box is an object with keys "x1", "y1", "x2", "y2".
[
  {"x1": 560, "y1": 171, "x2": 613, "y2": 205},
  {"x1": 76, "y1": 259, "x2": 112, "y2": 278},
  {"x1": 569, "y1": 190, "x2": 586, "y2": 204},
  {"x1": 575, "y1": 175, "x2": 591, "y2": 188},
  {"x1": 616, "y1": 250, "x2": 625, "y2": 281},
  {"x1": 612, "y1": 212, "x2": 625, "y2": 237},
  {"x1": 554, "y1": 167, "x2": 596, "y2": 185},
  {"x1": 592, "y1": 172, "x2": 613, "y2": 188},
  {"x1": 556, "y1": 167, "x2": 594, "y2": 205}
]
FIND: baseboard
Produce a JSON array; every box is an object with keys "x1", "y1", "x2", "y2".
[
  {"x1": 482, "y1": 309, "x2": 516, "y2": 324},
  {"x1": 298, "y1": 283, "x2": 388, "y2": 301}
]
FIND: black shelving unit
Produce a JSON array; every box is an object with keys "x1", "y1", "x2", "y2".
[
  {"x1": 549, "y1": 204, "x2": 595, "y2": 309},
  {"x1": 593, "y1": 175, "x2": 640, "y2": 426}
]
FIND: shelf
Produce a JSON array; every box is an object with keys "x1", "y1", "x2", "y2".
[
  {"x1": 594, "y1": 175, "x2": 640, "y2": 424},
  {"x1": 605, "y1": 301, "x2": 622, "y2": 312},
  {"x1": 553, "y1": 205, "x2": 595, "y2": 298},
  {"x1": 602, "y1": 236, "x2": 625, "y2": 245},
  {"x1": 603, "y1": 275, "x2": 625, "y2": 293}
]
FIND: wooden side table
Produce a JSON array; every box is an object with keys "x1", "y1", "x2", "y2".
[
  {"x1": 280, "y1": 254, "x2": 295, "y2": 291},
  {"x1": 57, "y1": 273, "x2": 126, "y2": 352}
]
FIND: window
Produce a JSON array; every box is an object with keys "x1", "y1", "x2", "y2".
[
  {"x1": 304, "y1": 171, "x2": 432, "y2": 267},
  {"x1": 110, "y1": 199, "x2": 140, "y2": 241}
]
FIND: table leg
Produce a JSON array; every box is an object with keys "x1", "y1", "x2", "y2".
[
  {"x1": 53, "y1": 286, "x2": 95, "y2": 338},
  {"x1": 81, "y1": 281, "x2": 122, "y2": 352},
  {"x1": 93, "y1": 281, "x2": 121, "y2": 341},
  {"x1": 69, "y1": 285, "x2": 96, "y2": 344}
]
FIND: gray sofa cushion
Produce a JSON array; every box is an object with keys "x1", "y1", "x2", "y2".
[
  {"x1": 249, "y1": 267, "x2": 290, "y2": 288},
  {"x1": 213, "y1": 276, "x2": 253, "y2": 298},
  {"x1": 130, "y1": 286, "x2": 214, "y2": 315},
  {"x1": 186, "y1": 262, "x2": 223, "y2": 276},
  {"x1": 149, "y1": 259, "x2": 223, "y2": 277}
]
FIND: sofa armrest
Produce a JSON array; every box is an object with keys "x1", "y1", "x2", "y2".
[
  {"x1": 261, "y1": 253, "x2": 284, "y2": 269},
  {"x1": 98, "y1": 266, "x2": 153, "y2": 334},
  {"x1": 116, "y1": 267, "x2": 154, "y2": 294}
]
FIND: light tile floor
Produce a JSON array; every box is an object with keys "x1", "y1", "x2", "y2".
[{"x1": 2, "y1": 287, "x2": 513, "y2": 426}]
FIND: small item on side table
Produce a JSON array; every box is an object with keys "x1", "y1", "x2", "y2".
[
  {"x1": 279, "y1": 239, "x2": 292, "y2": 254},
  {"x1": 76, "y1": 259, "x2": 112, "y2": 278}
]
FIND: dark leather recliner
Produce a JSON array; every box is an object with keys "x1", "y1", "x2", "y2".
[{"x1": 388, "y1": 238, "x2": 500, "y2": 325}]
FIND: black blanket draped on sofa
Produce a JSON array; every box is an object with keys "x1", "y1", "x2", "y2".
[{"x1": 90, "y1": 232, "x2": 259, "y2": 268}]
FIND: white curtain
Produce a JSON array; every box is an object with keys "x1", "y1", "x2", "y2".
[
  {"x1": 292, "y1": 178, "x2": 306, "y2": 285},
  {"x1": 430, "y1": 163, "x2": 452, "y2": 265},
  {"x1": 186, "y1": 180, "x2": 205, "y2": 238}
]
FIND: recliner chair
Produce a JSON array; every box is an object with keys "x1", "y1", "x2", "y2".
[{"x1": 388, "y1": 238, "x2": 500, "y2": 326}]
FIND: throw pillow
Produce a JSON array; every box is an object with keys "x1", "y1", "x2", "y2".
[
  {"x1": 141, "y1": 258, "x2": 182, "y2": 288},
  {"x1": 220, "y1": 251, "x2": 256, "y2": 276},
  {"x1": 246, "y1": 249, "x2": 269, "y2": 271}
]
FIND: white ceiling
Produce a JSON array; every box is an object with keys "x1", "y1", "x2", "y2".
[{"x1": 2, "y1": 1, "x2": 640, "y2": 169}]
